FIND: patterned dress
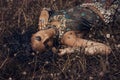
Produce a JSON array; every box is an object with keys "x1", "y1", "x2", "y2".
[{"x1": 48, "y1": 1, "x2": 119, "y2": 38}]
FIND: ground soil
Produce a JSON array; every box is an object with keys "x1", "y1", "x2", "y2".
[{"x1": 0, "y1": 0, "x2": 120, "y2": 80}]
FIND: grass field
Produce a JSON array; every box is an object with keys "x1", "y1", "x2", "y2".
[{"x1": 0, "y1": 0, "x2": 120, "y2": 80}]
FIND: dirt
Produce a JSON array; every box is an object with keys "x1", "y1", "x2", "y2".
[{"x1": 0, "y1": 0, "x2": 120, "y2": 80}]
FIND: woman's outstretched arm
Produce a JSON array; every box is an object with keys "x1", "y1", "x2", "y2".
[{"x1": 59, "y1": 31, "x2": 111, "y2": 56}]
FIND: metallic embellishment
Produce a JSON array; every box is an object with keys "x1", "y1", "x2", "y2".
[
  {"x1": 81, "y1": 1, "x2": 119, "y2": 24},
  {"x1": 50, "y1": 14, "x2": 73, "y2": 38}
]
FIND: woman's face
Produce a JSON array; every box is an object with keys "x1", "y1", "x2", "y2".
[{"x1": 31, "y1": 31, "x2": 53, "y2": 52}]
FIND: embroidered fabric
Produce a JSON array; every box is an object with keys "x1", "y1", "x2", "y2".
[
  {"x1": 41, "y1": 1, "x2": 119, "y2": 39},
  {"x1": 81, "y1": 1, "x2": 119, "y2": 24},
  {"x1": 49, "y1": 5, "x2": 100, "y2": 38}
]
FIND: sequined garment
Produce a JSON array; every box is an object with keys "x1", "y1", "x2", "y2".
[
  {"x1": 49, "y1": 7, "x2": 98, "y2": 38},
  {"x1": 47, "y1": 1, "x2": 119, "y2": 38}
]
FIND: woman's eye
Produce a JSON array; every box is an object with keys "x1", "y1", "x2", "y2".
[{"x1": 35, "y1": 36, "x2": 41, "y2": 41}]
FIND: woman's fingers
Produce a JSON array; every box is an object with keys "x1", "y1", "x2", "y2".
[
  {"x1": 58, "y1": 48, "x2": 74, "y2": 56},
  {"x1": 58, "y1": 49, "x2": 67, "y2": 56}
]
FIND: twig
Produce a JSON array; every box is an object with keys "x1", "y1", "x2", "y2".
[{"x1": 0, "y1": 58, "x2": 8, "y2": 69}]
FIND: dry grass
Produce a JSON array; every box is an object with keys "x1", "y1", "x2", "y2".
[{"x1": 0, "y1": 0, "x2": 120, "y2": 80}]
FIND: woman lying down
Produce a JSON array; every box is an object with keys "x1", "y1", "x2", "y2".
[{"x1": 31, "y1": 1, "x2": 119, "y2": 56}]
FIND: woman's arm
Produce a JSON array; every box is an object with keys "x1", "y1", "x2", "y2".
[{"x1": 60, "y1": 31, "x2": 111, "y2": 55}]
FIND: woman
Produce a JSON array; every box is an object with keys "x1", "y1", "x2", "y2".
[{"x1": 31, "y1": 0, "x2": 119, "y2": 56}]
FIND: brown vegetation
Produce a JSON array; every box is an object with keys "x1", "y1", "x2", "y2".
[{"x1": 0, "y1": 0, "x2": 120, "y2": 80}]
